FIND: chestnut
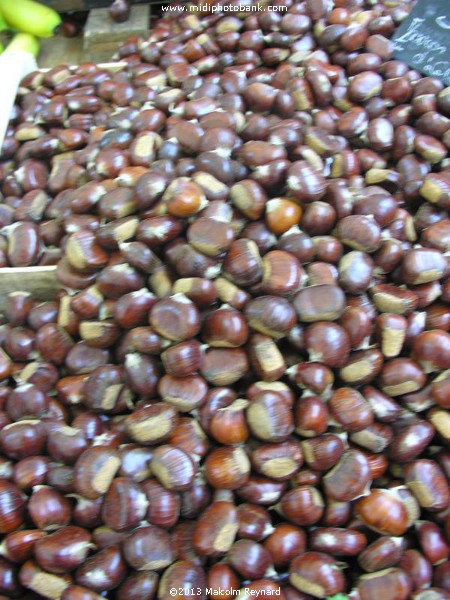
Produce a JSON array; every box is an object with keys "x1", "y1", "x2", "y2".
[
  {"x1": 0, "y1": 481, "x2": 25, "y2": 534},
  {"x1": 417, "y1": 520, "x2": 450, "y2": 566},
  {"x1": 356, "y1": 489, "x2": 409, "y2": 536},
  {"x1": 125, "y1": 403, "x2": 178, "y2": 445},
  {"x1": 404, "y1": 460, "x2": 450, "y2": 511},
  {"x1": 73, "y1": 446, "x2": 121, "y2": 499},
  {"x1": 149, "y1": 294, "x2": 201, "y2": 341},
  {"x1": 310, "y1": 527, "x2": 368, "y2": 557},
  {"x1": 207, "y1": 564, "x2": 240, "y2": 600},
  {"x1": 399, "y1": 549, "x2": 432, "y2": 590},
  {"x1": 357, "y1": 568, "x2": 412, "y2": 600},
  {"x1": 122, "y1": 525, "x2": 174, "y2": 571},
  {"x1": 151, "y1": 445, "x2": 196, "y2": 491},
  {"x1": 329, "y1": 387, "x2": 374, "y2": 432},
  {"x1": 228, "y1": 539, "x2": 274, "y2": 580},
  {"x1": 278, "y1": 486, "x2": 324, "y2": 526},
  {"x1": 143, "y1": 480, "x2": 180, "y2": 529},
  {"x1": 244, "y1": 295, "x2": 297, "y2": 339},
  {"x1": 304, "y1": 321, "x2": 351, "y2": 368},
  {"x1": 193, "y1": 501, "x2": 238, "y2": 557},
  {"x1": 205, "y1": 446, "x2": 250, "y2": 490},
  {"x1": 209, "y1": 398, "x2": 249, "y2": 445},
  {"x1": 34, "y1": 526, "x2": 93, "y2": 574},
  {"x1": 27, "y1": 485, "x2": 71, "y2": 530},
  {"x1": 323, "y1": 450, "x2": 371, "y2": 502},
  {"x1": 158, "y1": 561, "x2": 206, "y2": 599},
  {"x1": 412, "y1": 330, "x2": 450, "y2": 373},
  {"x1": 19, "y1": 560, "x2": 71, "y2": 599},
  {"x1": 0, "y1": 529, "x2": 46, "y2": 563},
  {"x1": 115, "y1": 571, "x2": 159, "y2": 600},
  {"x1": 359, "y1": 537, "x2": 406, "y2": 573},
  {"x1": 201, "y1": 306, "x2": 249, "y2": 348},
  {"x1": 247, "y1": 390, "x2": 294, "y2": 442},
  {"x1": 289, "y1": 551, "x2": 346, "y2": 597},
  {"x1": 251, "y1": 440, "x2": 303, "y2": 481},
  {"x1": 102, "y1": 477, "x2": 148, "y2": 531}
]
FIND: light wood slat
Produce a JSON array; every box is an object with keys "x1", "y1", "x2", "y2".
[
  {"x1": 36, "y1": 60, "x2": 127, "y2": 73},
  {"x1": 0, "y1": 267, "x2": 59, "y2": 311}
]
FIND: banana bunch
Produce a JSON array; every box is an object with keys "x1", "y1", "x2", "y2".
[
  {"x1": 0, "y1": 0, "x2": 61, "y2": 56},
  {"x1": 0, "y1": 0, "x2": 61, "y2": 37},
  {"x1": 4, "y1": 32, "x2": 41, "y2": 57}
]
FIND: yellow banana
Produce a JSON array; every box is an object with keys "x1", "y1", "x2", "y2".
[
  {"x1": 0, "y1": 0, "x2": 61, "y2": 38},
  {"x1": 4, "y1": 32, "x2": 40, "y2": 57}
]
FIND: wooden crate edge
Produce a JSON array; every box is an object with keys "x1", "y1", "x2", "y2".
[
  {"x1": 37, "y1": 60, "x2": 128, "y2": 73},
  {"x1": 0, "y1": 266, "x2": 59, "y2": 310}
]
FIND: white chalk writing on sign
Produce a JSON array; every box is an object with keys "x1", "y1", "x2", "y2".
[
  {"x1": 394, "y1": 17, "x2": 446, "y2": 53},
  {"x1": 436, "y1": 16, "x2": 450, "y2": 30},
  {"x1": 393, "y1": 0, "x2": 450, "y2": 85}
]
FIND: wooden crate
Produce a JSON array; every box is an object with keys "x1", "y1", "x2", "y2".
[
  {"x1": 84, "y1": 4, "x2": 150, "y2": 62},
  {"x1": 38, "y1": 36, "x2": 84, "y2": 68},
  {"x1": 37, "y1": 1, "x2": 150, "y2": 68}
]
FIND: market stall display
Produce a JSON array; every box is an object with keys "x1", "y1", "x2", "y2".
[{"x1": 0, "y1": 0, "x2": 449, "y2": 598}]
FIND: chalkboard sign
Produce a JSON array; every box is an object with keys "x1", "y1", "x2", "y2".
[{"x1": 392, "y1": 0, "x2": 450, "y2": 85}]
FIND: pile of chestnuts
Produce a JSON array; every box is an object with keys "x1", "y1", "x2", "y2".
[{"x1": 0, "y1": 0, "x2": 449, "y2": 598}]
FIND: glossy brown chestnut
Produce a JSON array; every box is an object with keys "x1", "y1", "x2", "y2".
[
  {"x1": 122, "y1": 525, "x2": 174, "y2": 571},
  {"x1": 355, "y1": 489, "x2": 409, "y2": 536},
  {"x1": 192, "y1": 501, "x2": 239, "y2": 557},
  {"x1": 289, "y1": 551, "x2": 346, "y2": 598},
  {"x1": 34, "y1": 526, "x2": 93, "y2": 574}
]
